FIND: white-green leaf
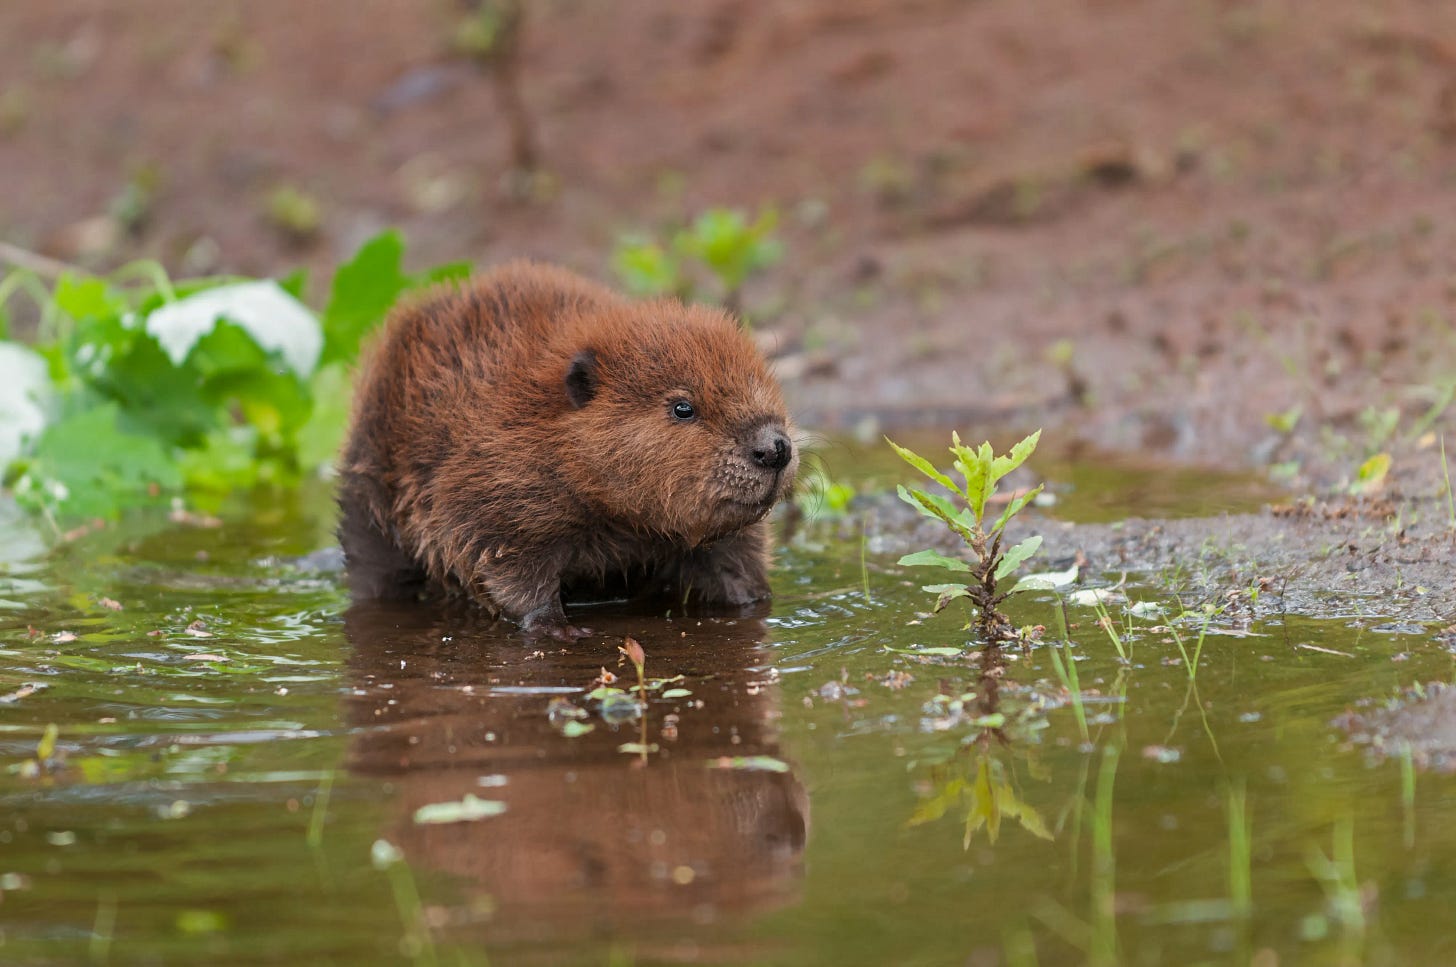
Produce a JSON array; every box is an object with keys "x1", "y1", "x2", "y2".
[
  {"x1": 370, "y1": 839, "x2": 403, "y2": 869},
  {"x1": 886, "y1": 437, "x2": 957, "y2": 494},
  {"x1": 993, "y1": 535, "x2": 1042, "y2": 580},
  {"x1": 143, "y1": 280, "x2": 322, "y2": 377},
  {"x1": 1067, "y1": 587, "x2": 1121, "y2": 606},
  {"x1": 413, "y1": 794, "x2": 507, "y2": 825},
  {"x1": 661, "y1": 688, "x2": 693, "y2": 699},
  {"x1": 1011, "y1": 562, "x2": 1079, "y2": 593},
  {"x1": 708, "y1": 755, "x2": 791, "y2": 773},
  {"x1": 885, "y1": 646, "x2": 964, "y2": 657},
  {"x1": 0, "y1": 343, "x2": 54, "y2": 469},
  {"x1": 899, "y1": 549, "x2": 972, "y2": 572}
]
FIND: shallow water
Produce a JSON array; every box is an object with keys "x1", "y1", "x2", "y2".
[{"x1": 1, "y1": 462, "x2": 1454, "y2": 966}]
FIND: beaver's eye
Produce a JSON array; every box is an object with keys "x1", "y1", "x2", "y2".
[{"x1": 671, "y1": 400, "x2": 696, "y2": 422}]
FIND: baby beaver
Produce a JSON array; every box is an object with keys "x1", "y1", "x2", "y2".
[{"x1": 337, "y1": 262, "x2": 798, "y2": 639}]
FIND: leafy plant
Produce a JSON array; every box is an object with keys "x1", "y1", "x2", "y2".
[
  {"x1": 889, "y1": 430, "x2": 1044, "y2": 645},
  {"x1": 612, "y1": 206, "x2": 783, "y2": 313},
  {"x1": 0, "y1": 230, "x2": 468, "y2": 523}
]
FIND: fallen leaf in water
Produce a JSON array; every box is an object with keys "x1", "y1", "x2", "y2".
[
  {"x1": 708, "y1": 755, "x2": 790, "y2": 773},
  {"x1": 412, "y1": 795, "x2": 507, "y2": 825}
]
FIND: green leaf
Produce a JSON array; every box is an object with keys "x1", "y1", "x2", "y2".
[
  {"x1": 598, "y1": 691, "x2": 644, "y2": 722},
  {"x1": 53, "y1": 274, "x2": 127, "y2": 322},
  {"x1": 560, "y1": 720, "x2": 594, "y2": 738},
  {"x1": 320, "y1": 230, "x2": 410, "y2": 367},
  {"x1": 922, "y1": 583, "x2": 971, "y2": 612},
  {"x1": 675, "y1": 207, "x2": 782, "y2": 293},
  {"x1": 992, "y1": 483, "x2": 1045, "y2": 535},
  {"x1": 1352, "y1": 452, "x2": 1391, "y2": 493},
  {"x1": 898, "y1": 549, "x2": 972, "y2": 572},
  {"x1": 294, "y1": 363, "x2": 354, "y2": 474},
  {"x1": 956, "y1": 441, "x2": 995, "y2": 520},
  {"x1": 422, "y1": 260, "x2": 473, "y2": 285},
  {"x1": 886, "y1": 437, "x2": 956, "y2": 493},
  {"x1": 188, "y1": 319, "x2": 312, "y2": 440},
  {"x1": 611, "y1": 238, "x2": 683, "y2": 297},
  {"x1": 277, "y1": 268, "x2": 308, "y2": 301},
  {"x1": 177, "y1": 427, "x2": 260, "y2": 493},
  {"x1": 993, "y1": 535, "x2": 1042, "y2": 580},
  {"x1": 990, "y1": 429, "x2": 1041, "y2": 487},
  {"x1": 14, "y1": 403, "x2": 181, "y2": 518},
  {"x1": 72, "y1": 315, "x2": 217, "y2": 447},
  {"x1": 660, "y1": 687, "x2": 693, "y2": 699},
  {"x1": 894, "y1": 483, "x2": 956, "y2": 524}
]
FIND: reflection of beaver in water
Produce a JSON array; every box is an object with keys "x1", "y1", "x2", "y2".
[
  {"x1": 341, "y1": 601, "x2": 809, "y2": 948},
  {"x1": 337, "y1": 262, "x2": 798, "y2": 639}
]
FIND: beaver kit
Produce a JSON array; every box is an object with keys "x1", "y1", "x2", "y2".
[{"x1": 337, "y1": 262, "x2": 799, "y2": 639}]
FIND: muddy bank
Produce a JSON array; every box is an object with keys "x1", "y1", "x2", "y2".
[
  {"x1": 7, "y1": 1, "x2": 1456, "y2": 493},
  {"x1": 840, "y1": 487, "x2": 1456, "y2": 630}
]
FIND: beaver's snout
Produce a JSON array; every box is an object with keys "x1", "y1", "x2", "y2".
[{"x1": 747, "y1": 425, "x2": 794, "y2": 472}]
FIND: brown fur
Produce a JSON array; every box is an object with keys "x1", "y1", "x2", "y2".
[{"x1": 337, "y1": 261, "x2": 799, "y2": 638}]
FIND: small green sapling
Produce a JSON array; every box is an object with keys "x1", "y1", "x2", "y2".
[{"x1": 889, "y1": 430, "x2": 1044, "y2": 645}]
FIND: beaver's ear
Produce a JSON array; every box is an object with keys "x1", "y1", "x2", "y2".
[{"x1": 564, "y1": 350, "x2": 598, "y2": 408}]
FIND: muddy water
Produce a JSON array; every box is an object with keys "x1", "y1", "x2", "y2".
[{"x1": 1, "y1": 464, "x2": 1454, "y2": 966}]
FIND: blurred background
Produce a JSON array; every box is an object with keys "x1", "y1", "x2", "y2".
[{"x1": 5, "y1": 0, "x2": 1456, "y2": 472}]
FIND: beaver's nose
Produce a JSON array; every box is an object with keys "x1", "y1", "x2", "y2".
[{"x1": 749, "y1": 426, "x2": 793, "y2": 471}]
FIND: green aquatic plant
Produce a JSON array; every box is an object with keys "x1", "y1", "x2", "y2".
[
  {"x1": 1167, "y1": 601, "x2": 1217, "y2": 681},
  {"x1": 888, "y1": 430, "x2": 1044, "y2": 645},
  {"x1": 1046, "y1": 638, "x2": 1090, "y2": 745},
  {"x1": 0, "y1": 231, "x2": 468, "y2": 522}
]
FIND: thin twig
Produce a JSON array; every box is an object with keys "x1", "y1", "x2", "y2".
[{"x1": 0, "y1": 241, "x2": 85, "y2": 279}]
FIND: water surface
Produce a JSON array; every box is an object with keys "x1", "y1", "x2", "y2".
[{"x1": 1, "y1": 462, "x2": 1453, "y2": 966}]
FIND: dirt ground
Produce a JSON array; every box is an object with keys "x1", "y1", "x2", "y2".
[{"x1": 5, "y1": 1, "x2": 1456, "y2": 623}]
